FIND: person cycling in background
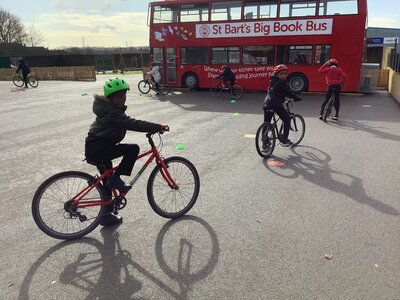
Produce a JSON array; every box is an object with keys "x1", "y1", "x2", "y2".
[
  {"x1": 263, "y1": 64, "x2": 301, "y2": 147},
  {"x1": 16, "y1": 58, "x2": 31, "y2": 88},
  {"x1": 318, "y1": 58, "x2": 346, "y2": 120},
  {"x1": 146, "y1": 62, "x2": 162, "y2": 95},
  {"x1": 85, "y1": 77, "x2": 168, "y2": 226},
  {"x1": 218, "y1": 65, "x2": 236, "y2": 88}
]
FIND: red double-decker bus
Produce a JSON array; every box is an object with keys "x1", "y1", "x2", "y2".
[{"x1": 148, "y1": 0, "x2": 367, "y2": 92}]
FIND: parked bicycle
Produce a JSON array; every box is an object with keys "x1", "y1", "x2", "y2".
[
  {"x1": 138, "y1": 76, "x2": 170, "y2": 95},
  {"x1": 12, "y1": 71, "x2": 39, "y2": 88},
  {"x1": 255, "y1": 97, "x2": 305, "y2": 158},
  {"x1": 32, "y1": 129, "x2": 200, "y2": 240},
  {"x1": 209, "y1": 79, "x2": 243, "y2": 99}
]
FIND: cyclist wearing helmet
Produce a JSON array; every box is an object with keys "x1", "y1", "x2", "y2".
[
  {"x1": 85, "y1": 78, "x2": 167, "y2": 226},
  {"x1": 263, "y1": 64, "x2": 301, "y2": 147},
  {"x1": 16, "y1": 58, "x2": 31, "y2": 88},
  {"x1": 318, "y1": 58, "x2": 346, "y2": 120},
  {"x1": 218, "y1": 65, "x2": 236, "y2": 88}
]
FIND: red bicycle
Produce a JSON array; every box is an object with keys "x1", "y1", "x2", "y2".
[{"x1": 32, "y1": 129, "x2": 200, "y2": 240}]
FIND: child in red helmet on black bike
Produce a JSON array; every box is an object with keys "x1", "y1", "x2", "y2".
[
  {"x1": 318, "y1": 58, "x2": 346, "y2": 120},
  {"x1": 263, "y1": 64, "x2": 301, "y2": 147},
  {"x1": 218, "y1": 65, "x2": 236, "y2": 88}
]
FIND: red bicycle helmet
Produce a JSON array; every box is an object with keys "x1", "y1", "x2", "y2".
[
  {"x1": 273, "y1": 64, "x2": 288, "y2": 75},
  {"x1": 329, "y1": 58, "x2": 338, "y2": 65}
]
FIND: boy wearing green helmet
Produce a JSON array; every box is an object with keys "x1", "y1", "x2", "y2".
[{"x1": 85, "y1": 77, "x2": 168, "y2": 226}]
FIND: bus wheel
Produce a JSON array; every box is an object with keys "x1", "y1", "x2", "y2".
[
  {"x1": 183, "y1": 73, "x2": 199, "y2": 90},
  {"x1": 287, "y1": 74, "x2": 308, "y2": 93}
]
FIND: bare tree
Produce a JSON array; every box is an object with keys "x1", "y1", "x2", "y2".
[
  {"x1": 26, "y1": 24, "x2": 45, "y2": 47},
  {"x1": 0, "y1": 7, "x2": 27, "y2": 43}
]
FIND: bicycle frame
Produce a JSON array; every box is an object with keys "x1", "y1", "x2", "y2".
[{"x1": 71, "y1": 134, "x2": 178, "y2": 209}]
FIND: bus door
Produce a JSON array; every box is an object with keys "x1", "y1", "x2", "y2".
[
  {"x1": 152, "y1": 47, "x2": 177, "y2": 85},
  {"x1": 165, "y1": 48, "x2": 177, "y2": 84}
]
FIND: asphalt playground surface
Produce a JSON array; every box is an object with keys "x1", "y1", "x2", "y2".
[{"x1": 0, "y1": 74, "x2": 399, "y2": 299}]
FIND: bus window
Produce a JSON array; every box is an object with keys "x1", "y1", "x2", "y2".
[
  {"x1": 153, "y1": 5, "x2": 179, "y2": 23},
  {"x1": 315, "y1": 45, "x2": 331, "y2": 64},
  {"x1": 244, "y1": 0, "x2": 278, "y2": 19},
  {"x1": 243, "y1": 45, "x2": 275, "y2": 65},
  {"x1": 319, "y1": 0, "x2": 358, "y2": 15},
  {"x1": 280, "y1": 0, "x2": 317, "y2": 17},
  {"x1": 180, "y1": 3, "x2": 209, "y2": 22},
  {"x1": 211, "y1": 0, "x2": 242, "y2": 21},
  {"x1": 211, "y1": 47, "x2": 240, "y2": 64},
  {"x1": 277, "y1": 45, "x2": 313, "y2": 65},
  {"x1": 181, "y1": 47, "x2": 209, "y2": 64}
]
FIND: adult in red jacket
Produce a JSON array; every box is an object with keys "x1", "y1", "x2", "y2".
[{"x1": 318, "y1": 58, "x2": 346, "y2": 120}]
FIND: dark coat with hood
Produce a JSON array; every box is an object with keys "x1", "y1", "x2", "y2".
[
  {"x1": 263, "y1": 75, "x2": 300, "y2": 109},
  {"x1": 16, "y1": 60, "x2": 31, "y2": 75},
  {"x1": 86, "y1": 95, "x2": 161, "y2": 147}
]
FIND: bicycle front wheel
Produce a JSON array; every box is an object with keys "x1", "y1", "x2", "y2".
[
  {"x1": 158, "y1": 83, "x2": 171, "y2": 95},
  {"x1": 210, "y1": 86, "x2": 222, "y2": 98},
  {"x1": 32, "y1": 171, "x2": 106, "y2": 240},
  {"x1": 231, "y1": 85, "x2": 243, "y2": 99},
  {"x1": 255, "y1": 122, "x2": 276, "y2": 158},
  {"x1": 289, "y1": 114, "x2": 305, "y2": 146},
  {"x1": 28, "y1": 76, "x2": 39, "y2": 88},
  {"x1": 138, "y1": 80, "x2": 151, "y2": 94},
  {"x1": 147, "y1": 157, "x2": 200, "y2": 219},
  {"x1": 12, "y1": 75, "x2": 24, "y2": 87}
]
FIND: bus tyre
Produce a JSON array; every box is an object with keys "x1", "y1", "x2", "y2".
[
  {"x1": 183, "y1": 73, "x2": 199, "y2": 90},
  {"x1": 287, "y1": 74, "x2": 307, "y2": 93}
]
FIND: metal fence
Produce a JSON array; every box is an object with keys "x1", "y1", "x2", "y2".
[{"x1": 389, "y1": 52, "x2": 400, "y2": 72}]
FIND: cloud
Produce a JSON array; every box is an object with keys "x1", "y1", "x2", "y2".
[
  {"x1": 368, "y1": 16, "x2": 400, "y2": 28},
  {"x1": 35, "y1": 12, "x2": 149, "y2": 48}
]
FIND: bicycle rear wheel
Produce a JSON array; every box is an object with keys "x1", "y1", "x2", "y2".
[
  {"x1": 289, "y1": 114, "x2": 305, "y2": 146},
  {"x1": 210, "y1": 85, "x2": 222, "y2": 98},
  {"x1": 13, "y1": 75, "x2": 24, "y2": 87},
  {"x1": 28, "y1": 76, "x2": 39, "y2": 88},
  {"x1": 147, "y1": 156, "x2": 200, "y2": 219},
  {"x1": 138, "y1": 80, "x2": 151, "y2": 94},
  {"x1": 323, "y1": 98, "x2": 333, "y2": 122},
  {"x1": 158, "y1": 83, "x2": 171, "y2": 95},
  {"x1": 231, "y1": 84, "x2": 243, "y2": 99},
  {"x1": 32, "y1": 171, "x2": 106, "y2": 240},
  {"x1": 255, "y1": 122, "x2": 276, "y2": 158}
]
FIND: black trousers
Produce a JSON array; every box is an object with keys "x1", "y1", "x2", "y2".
[
  {"x1": 86, "y1": 142, "x2": 140, "y2": 177},
  {"x1": 320, "y1": 84, "x2": 341, "y2": 116},
  {"x1": 264, "y1": 104, "x2": 291, "y2": 140},
  {"x1": 22, "y1": 72, "x2": 29, "y2": 87}
]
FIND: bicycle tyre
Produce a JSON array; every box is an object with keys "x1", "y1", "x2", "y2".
[
  {"x1": 147, "y1": 156, "x2": 200, "y2": 219},
  {"x1": 32, "y1": 171, "x2": 107, "y2": 240},
  {"x1": 231, "y1": 84, "x2": 243, "y2": 99},
  {"x1": 323, "y1": 98, "x2": 333, "y2": 122},
  {"x1": 28, "y1": 76, "x2": 39, "y2": 88},
  {"x1": 210, "y1": 86, "x2": 222, "y2": 98},
  {"x1": 138, "y1": 80, "x2": 151, "y2": 94},
  {"x1": 12, "y1": 75, "x2": 24, "y2": 87},
  {"x1": 158, "y1": 84, "x2": 171, "y2": 95},
  {"x1": 255, "y1": 122, "x2": 276, "y2": 158},
  {"x1": 290, "y1": 114, "x2": 306, "y2": 146}
]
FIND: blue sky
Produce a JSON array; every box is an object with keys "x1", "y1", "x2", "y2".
[{"x1": 0, "y1": 0, "x2": 399, "y2": 48}]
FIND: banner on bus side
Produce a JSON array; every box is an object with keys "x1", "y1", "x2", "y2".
[{"x1": 196, "y1": 19, "x2": 333, "y2": 39}]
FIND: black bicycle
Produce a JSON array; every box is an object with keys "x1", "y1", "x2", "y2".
[
  {"x1": 209, "y1": 79, "x2": 243, "y2": 99},
  {"x1": 12, "y1": 71, "x2": 39, "y2": 88},
  {"x1": 255, "y1": 98, "x2": 305, "y2": 158},
  {"x1": 138, "y1": 76, "x2": 170, "y2": 95}
]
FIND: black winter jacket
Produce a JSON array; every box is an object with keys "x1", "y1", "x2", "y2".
[
  {"x1": 263, "y1": 76, "x2": 299, "y2": 109},
  {"x1": 86, "y1": 95, "x2": 161, "y2": 145},
  {"x1": 219, "y1": 68, "x2": 236, "y2": 81},
  {"x1": 16, "y1": 61, "x2": 31, "y2": 74}
]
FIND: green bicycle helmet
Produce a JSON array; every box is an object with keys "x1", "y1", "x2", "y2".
[{"x1": 103, "y1": 77, "x2": 130, "y2": 97}]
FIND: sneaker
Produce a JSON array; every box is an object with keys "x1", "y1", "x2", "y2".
[
  {"x1": 100, "y1": 213, "x2": 123, "y2": 226},
  {"x1": 280, "y1": 139, "x2": 292, "y2": 147},
  {"x1": 318, "y1": 115, "x2": 323, "y2": 120},
  {"x1": 331, "y1": 115, "x2": 338, "y2": 120},
  {"x1": 106, "y1": 175, "x2": 129, "y2": 192},
  {"x1": 155, "y1": 92, "x2": 160, "y2": 96}
]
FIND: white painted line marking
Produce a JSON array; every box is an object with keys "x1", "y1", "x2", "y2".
[{"x1": 244, "y1": 134, "x2": 256, "y2": 138}]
